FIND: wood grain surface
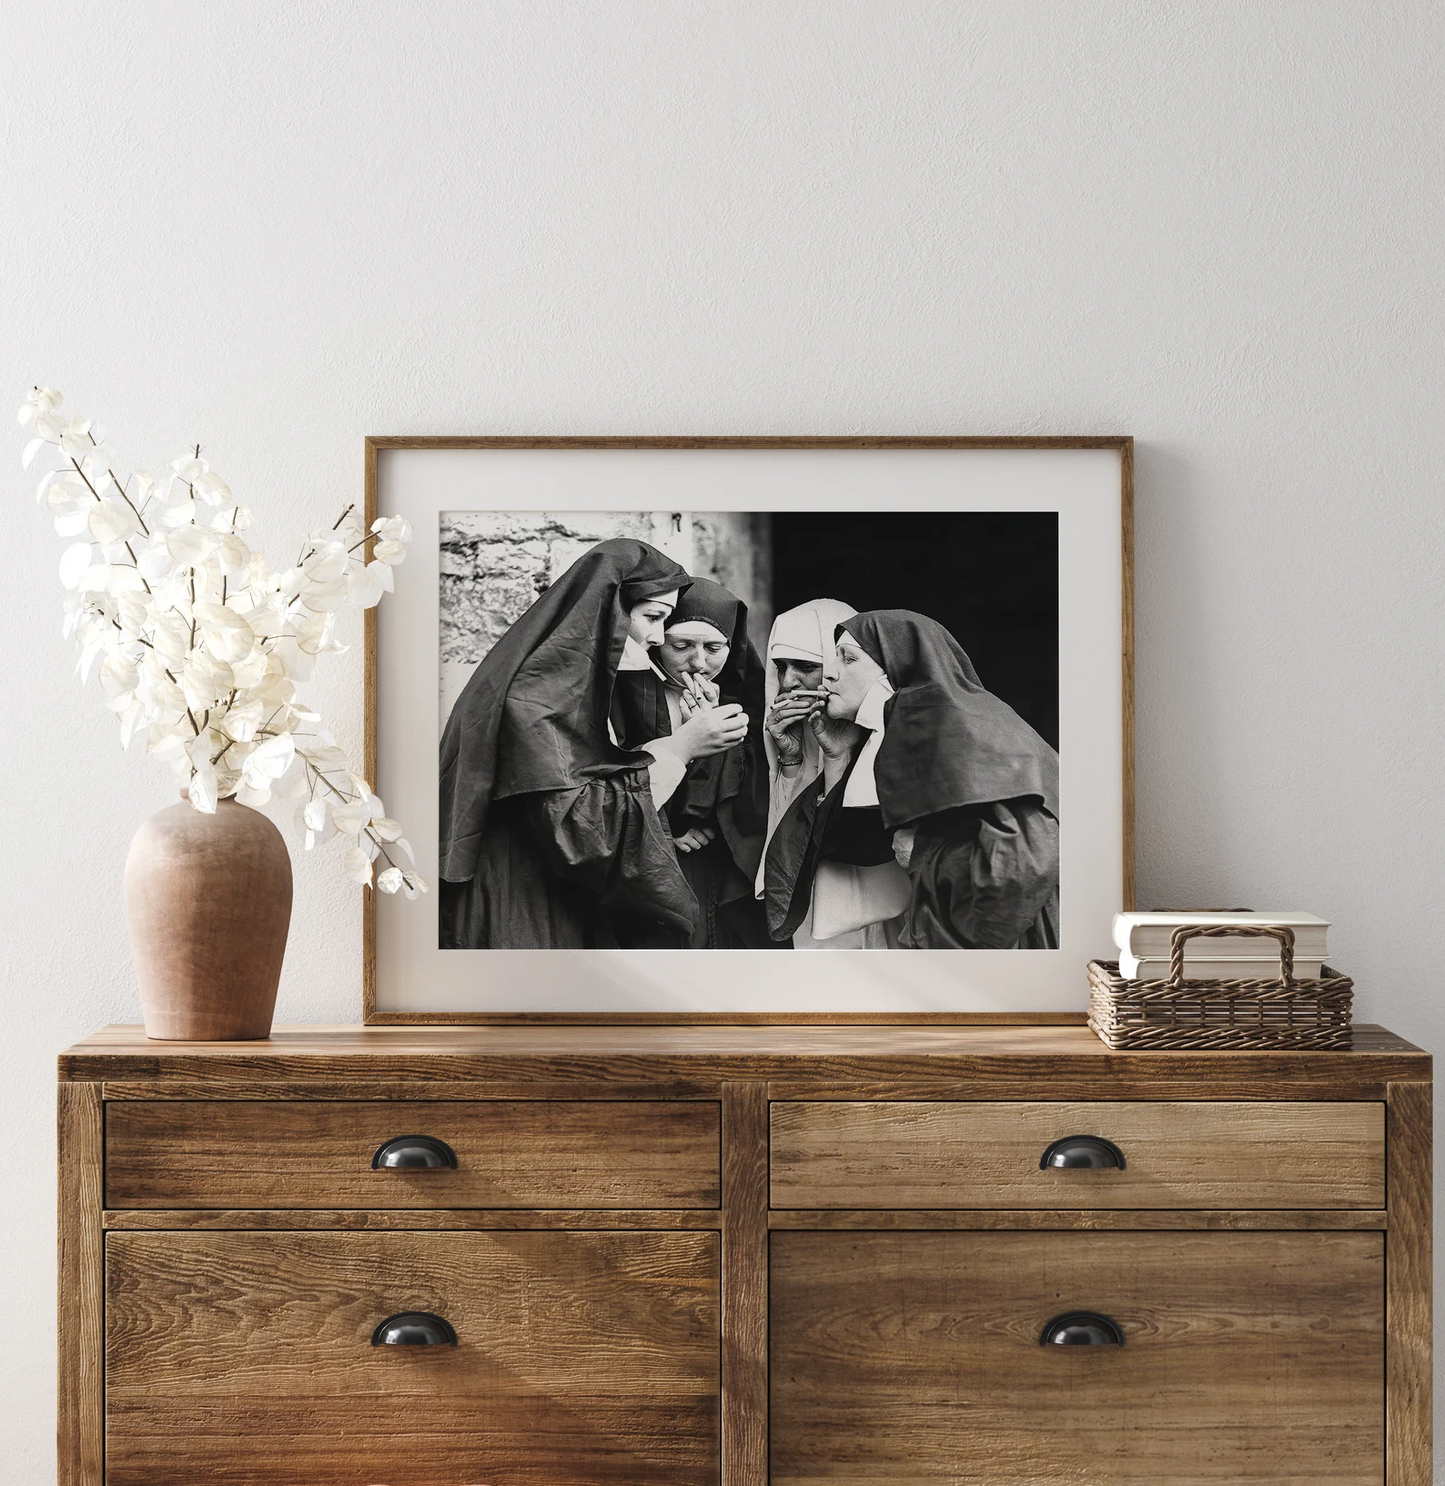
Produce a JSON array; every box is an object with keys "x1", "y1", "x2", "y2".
[
  {"x1": 104, "y1": 1207, "x2": 724, "y2": 1231},
  {"x1": 767, "y1": 1207, "x2": 1389, "y2": 1231},
  {"x1": 106, "y1": 1099, "x2": 720, "y2": 1209},
  {"x1": 368, "y1": 436, "x2": 1134, "y2": 449},
  {"x1": 57, "y1": 1082, "x2": 103, "y2": 1486},
  {"x1": 106, "y1": 1230, "x2": 719, "y2": 1486},
  {"x1": 59, "y1": 1022, "x2": 1429, "y2": 1103},
  {"x1": 100, "y1": 1077, "x2": 726, "y2": 1101},
  {"x1": 1386, "y1": 1081, "x2": 1432, "y2": 1484},
  {"x1": 771, "y1": 1230, "x2": 1385, "y2": 1484},
  {"x1": 722, "y1": 1083, "x2": 769, "y2": 1486},
  {"x1": 771, "y1": 1100, "x2": 1385, "y2": 1210},
  {"x1": 58, "y1": 1023, "x2": 1433, "y2": 1485}
]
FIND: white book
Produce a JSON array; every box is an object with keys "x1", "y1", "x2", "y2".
[
  {"x1": 1118, "y1": 952, "x2": 1326, "y2": 982},
  {"x1": 1113, "y1": 910, "x2": 1330, "y2": 960}
]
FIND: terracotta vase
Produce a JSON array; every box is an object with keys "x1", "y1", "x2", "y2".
[{"x1": 124, "y1": 797, "x2": 293, "y2": 1040}]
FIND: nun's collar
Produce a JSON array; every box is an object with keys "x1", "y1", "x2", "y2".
[
  {"x1": 618, "y1": 636, "x2": 655, "y2": 671},
  {"x1": 855, "y1": 676, "x2": 895, "y2": 733}
]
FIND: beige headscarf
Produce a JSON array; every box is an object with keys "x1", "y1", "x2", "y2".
[{"x1": 754, "y1": 598, "x2": 857, "y2": 895}]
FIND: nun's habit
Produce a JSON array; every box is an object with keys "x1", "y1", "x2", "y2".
[
  {"x1": 764, "y1": 609, "x2": 1059, "y2": 950},
  {"x1": 611, "y1": 578, "x2": 771, "y2": 948},
  {"x1": 756, "y1": 599, "x2": 858, "y2": 866},
  {"x1": 438, "y1": 538, "x2": 698, "y2": 949},
  {"x1": 755, "y1": 598, "x2": 902, "y2": 950}
]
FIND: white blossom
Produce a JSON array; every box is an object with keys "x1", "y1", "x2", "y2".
[
  {"x1": 371, "y1": 514, "x2": 412, "y2": 545},
  {"x1": 18, "y1": 387, "x2": 62, "y2": 425},
  {"x1": 88, "y1": 496, "x2": 141, "y2": 544},
  {"x1": 58, "y1": 542, "x2": 94, "y2": 589},
  {"x1": 21, "y1": 389, "x2": 425, "y2": 896}
]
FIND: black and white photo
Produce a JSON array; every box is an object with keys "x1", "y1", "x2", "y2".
[
  {"x1": 436, "y1": 512, "x2": 1060, "y2": 952},
  {"x1": 367, "y1": 440, "x2": 1128, "y2": 1017}
]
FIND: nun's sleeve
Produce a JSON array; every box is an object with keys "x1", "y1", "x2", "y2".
[
  {"x1": 638, "y1": 746, "x2": 687, "y2": 807},
  {"x1": 606, "y1": 714, "x2": 686, "y2": 807},
  {"x1": 905, "y1": 798, "x2": 1059, "y2": 949},
  {"x1": 522, "y1": 773, "x2": 697, "y2": 933}
]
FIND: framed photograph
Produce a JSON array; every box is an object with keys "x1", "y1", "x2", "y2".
[{"x1": 364, "y1": 437, "x2": 1132, "y2": 1023}]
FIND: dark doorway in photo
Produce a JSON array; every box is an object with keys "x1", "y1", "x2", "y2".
[{"x1": 767, "y1": 511, "x2": 1059, "y2": 748}]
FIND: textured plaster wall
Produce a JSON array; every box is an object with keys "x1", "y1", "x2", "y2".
[{"x1": 2, "y1": 1, "x2": 1443, "y2": 1478}]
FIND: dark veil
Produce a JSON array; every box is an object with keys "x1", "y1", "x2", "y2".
[
  {"x1": 665, "y1": 579, "x2": 769, "y2": 876},
  {"x1": 840, "y1": 609, "x2": 1059, "y2": 831},
  {"x1": 440, "y1": 539, "x2": 689, "y2": 881}
]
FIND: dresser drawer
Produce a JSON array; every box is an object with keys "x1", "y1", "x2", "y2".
[
  {"x1": 771, "y1": 1230, "x2": 1384, "y2": 1484},
  {"x1": 106, "y1": 1230, "x2": 719, "y2": 1486},
  {"x1": 106, "y1": 1100, "x2": 721, "y2": 1209},
  {"x1": 769, "y1": 1101, "x2": 1384, "y2": 1209}
]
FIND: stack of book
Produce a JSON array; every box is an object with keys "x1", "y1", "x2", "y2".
[{"x1": 1111, "y1": 910, "x2": 1330, "y2": 982}]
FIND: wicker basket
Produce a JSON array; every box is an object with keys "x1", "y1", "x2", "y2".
[{"x1": 1088, "y1": 925, "x2": 1353, "y2": 1051}]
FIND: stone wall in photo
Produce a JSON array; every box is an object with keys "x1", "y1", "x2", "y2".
[{"x1": 438, "y1": 510, "x2": 772, "y2": 726}]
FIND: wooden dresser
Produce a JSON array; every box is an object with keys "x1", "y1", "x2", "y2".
[{"x1": 58, "y1": 1021, "x2": 1432, "y2": 1485}]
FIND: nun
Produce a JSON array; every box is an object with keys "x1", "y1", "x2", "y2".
[
  {"x1": 758, "y1": 599, "x2": 858, "y2": 841},
  {"x1": 439, "y1": 539, "x2": 748, "y2": 949},
  {"x1": 612, "y1": 578, "x2": 771, "y2": 947},
  {"x1": 754, "y1": 598, "x2": 906, "y2": 950},
  {"x1": 763, "y1": 609, "x2": 1059, "y2": 950}
]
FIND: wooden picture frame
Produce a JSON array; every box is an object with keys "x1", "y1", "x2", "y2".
[{"x1": 362, "y1": 436, "x2": 1133, "y2": 1024}]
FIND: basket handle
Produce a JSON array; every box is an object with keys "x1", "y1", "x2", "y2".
[{"x1": 1167, "y1": 924, "x2": 1296, "y2": 987}]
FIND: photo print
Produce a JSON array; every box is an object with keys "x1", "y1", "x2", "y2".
[{"x1": 437, "y1": 510, "x2": 1059, "y2": 952}]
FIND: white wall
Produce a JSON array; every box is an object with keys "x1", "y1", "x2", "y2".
[{"x1": 3, "y1": 1, "x2": 1441, "y2": 1477}]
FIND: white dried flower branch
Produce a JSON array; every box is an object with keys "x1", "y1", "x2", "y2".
[{"x1": 19, "y1": 386, "x2": 427, "y2": 898}]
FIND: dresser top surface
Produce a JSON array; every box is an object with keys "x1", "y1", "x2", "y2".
[{"x1": 59, "y1": 1022, "x2": 1429, "y2": 1095}]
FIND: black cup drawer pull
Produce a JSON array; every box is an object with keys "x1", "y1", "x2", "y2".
[
  {"x1": 371, "y1": 1135, "x2": 458, "y2": 1170},
  {"x1": 1039, "y1": 1135, "x2": 1126, "y2": 1170},
  {"x1": 371, "y1": 1312, "x2": 458, "y2": 1347},
  {"x1": 1039, "y1": 1311, "x2": 1125, "y2": 1347}
]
